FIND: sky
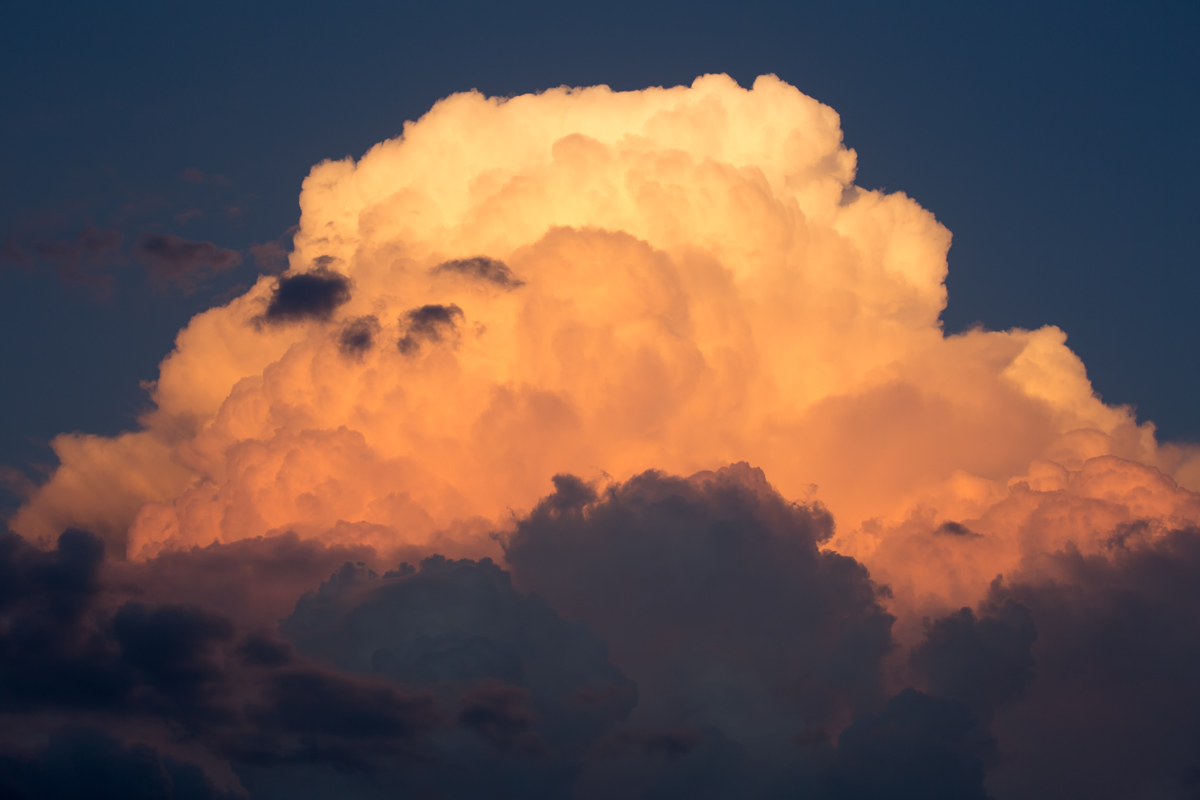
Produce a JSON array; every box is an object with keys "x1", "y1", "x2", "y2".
[{"x1": 1, "y1": 2, "x2": 1199, "y2": 798}]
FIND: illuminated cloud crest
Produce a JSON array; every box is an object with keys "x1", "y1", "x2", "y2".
[{"x1": 5, "y1": 74, "x2": 1200, "y2": 797}]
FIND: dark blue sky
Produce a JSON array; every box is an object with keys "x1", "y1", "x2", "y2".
[{"x1": 2, "y1": 0, "x2": 1197, "y2": 516}]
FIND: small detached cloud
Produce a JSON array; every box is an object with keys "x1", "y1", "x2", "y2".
[
  {"x1": 261, "y1": 267, "x2": 352, "y2": 325},
  {"x1": 1, "y1": 226, "x2": 124, "y2": 296},
  {"x1": 432, "y1": 256, "x2": 524, "y2": 289},
  {"x1": 338, "y1": 316, "x2": 381, "y2": 358},
  {"x1": 179, "y1": 167, "x2": 230, "y2": 186},
  {"x1": 132, "y1": 233, "x2": 241, "y2": 292},
  {"x1": 934, "y1": 521, "x2": 982, "y2": 538},
  {"x1": 397, "y1": 304, "x2": 464, "y2": 354}
]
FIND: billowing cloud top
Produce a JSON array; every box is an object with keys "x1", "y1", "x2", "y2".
[
  {"x1": 6, "y1": 74, "x2": 1200, "y2": 798},
  {"x1": 15, "y1": 73, "x2": 1198, "y2": 617}
]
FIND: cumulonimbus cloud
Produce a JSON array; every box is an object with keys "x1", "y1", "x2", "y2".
[
  {"x1": 5, "y1": 74, "x2": 1200, "y2": 798},
  {"x1": 13, "y1": 73, "x2": 1198, "y2": 615}
]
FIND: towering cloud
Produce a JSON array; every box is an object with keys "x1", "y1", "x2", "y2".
[
  {"x1": 14, "y1": 74, "x2": 1199, "y2": 615},
  {"x1": 5, "y1": 74, "x2": 1200, "y2": 797}
]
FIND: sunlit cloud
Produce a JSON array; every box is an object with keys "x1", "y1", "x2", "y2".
[{"x1": 6, "y1": 74, "x2": 1200, "y2": 798}]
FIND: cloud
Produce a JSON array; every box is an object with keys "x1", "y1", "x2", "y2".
[
  {"x1": 397, "y1": 304, "x2": 463, "y2": 354},
  {"x1": 19, "y1": 74, "x2": 1199, "y2": 602},
  {"x1": 979, "y1": 526, "x2": 1200, "y2": 799},
  {"x1": 0, "y1": 728, "x2": 243, "y2": 800},
  {"x1": 279, "y1": 555, "x2": 636, "y2": 748},
  {"x1": 132, "y1": 233, "x2": 242, "y2": 291},
  {"x1": 432, "y1": 256, "x2": 525, "y2": 289},
  {"x1": 260, "y1": 267, "x2": 351, "y2": 324},
  {"x1": 180, "y1": 167, "x2": 230, "y2": 186},
  {"x1": 456, "y1": 682, "x2": 543, "y2": 754},
  {"x1": 503, "y1": 464, "x2": 894, "y2": 742},
  {"x1": 338, "y1": 315, "x2": 380, "y2": 358},
  {"x1": 908, "y1": 599, "x2": 1036, "y2": 724},
  {"x1": 823, "y1": 689, "x2": 991, "y2": 800},
  {"x1": 8, "y1": 74, "x2": 1200, "y2": 796},
  {"x1": 0, "y1": 530, "x2": 448, "y2": 787},
  {"x1": 1, "y1": 226, "x2": 123, "y2": 296}
]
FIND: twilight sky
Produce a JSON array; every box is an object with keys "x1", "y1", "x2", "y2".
[{"x1": 1, "y1": 2, "x2": 1199, "y2": 799}]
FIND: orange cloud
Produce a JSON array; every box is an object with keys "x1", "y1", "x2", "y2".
[{"x1": 11, "y1": 74, "x2": 1200, "y2": 628}]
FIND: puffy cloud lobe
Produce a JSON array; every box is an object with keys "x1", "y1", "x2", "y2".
[
  {"x1": 261, "y1": 267, "x2": 351, "y2": 324},
  {"x1": 865, "y1": 455, "x2": 1200, "y2": 639},
  {"x1": 503, "y1": 464, "x2": 894, "y2": 743},
  {"x1": 132, "y1": 233, "x2": 242, "y2": 291}
]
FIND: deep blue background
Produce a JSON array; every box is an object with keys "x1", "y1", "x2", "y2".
[{"x1": 2, "y1": 0, "x2": 1197, "y2": 516}]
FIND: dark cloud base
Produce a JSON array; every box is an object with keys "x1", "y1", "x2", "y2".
[{"x1": 2, "y1": 465, "x2": 1198, "y2": 798}]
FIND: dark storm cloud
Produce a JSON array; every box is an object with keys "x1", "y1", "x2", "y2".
[
  {"x1": 823, "y1": 688, "x2": 991, "y2": 800},
  {"x1": 397, "y1": 304, "x2": 463, "y2": 354},
  {"x1": 503, "y1": 464, "x2": 895, "y2": 736},
  {"x1": 338, "y1": 315, "x2": 380, "y2": 358},
  {"x1": 432, "y1": 256, "x2": 524, "y2": 289},
  {"x1": 979, "y1": 526, "x2": 1200, "y2": 800},
  {"x1": 9, "y1": 486, "x2": 1200, "y2": 798},
  {"x1": 280, "y1": 555, "x2": 636, "y2": 748},
  {"x1": 815, "y1": 598, "x2": 1039, "y2": 800},
  {"x1": 108, "y1": 532, "x2": 378, "y2": 626},
  {"x1": 0, "y1": 528, "x2": 127, "y2": 713},
  {"x1": 132, "y1": 233, "x2": 241, "y2": 291},
  {"x1": 456, "y1": 682, "x2": 543, "y2": 754},
  {"x1": 110, "y1": 601, "x2": 236, "y2": 722},
  {"x1": 261, "y1": 268, "x2": 351, "y2": 324},
  {"x1": 909, "y1": 598, "x2": 1036, "y2": 722},
  {"x1": 242, "y1": 666, "x2": 440, "y2": 767},
  {"x1": 0, "y1": 530, "x2": 442, "y2": 783},
  {"x1": 0, "y1": 728, "x2": 242, "y2": 800}
]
